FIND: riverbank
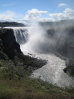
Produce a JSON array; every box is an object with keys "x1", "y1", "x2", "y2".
[{"x1": 0, "y1": 59, "x2": 74, "y2": 99}]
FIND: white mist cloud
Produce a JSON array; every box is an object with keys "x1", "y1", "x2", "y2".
[
  {"x1": 24, "y1": 9, "x2": 48, "y2": 21},
  {"x1": 39, "y1": 18, "x2": 55, "y2": 22},
  {"x1": 58, "y1": 3, "x2": 67, "y2": 7}
]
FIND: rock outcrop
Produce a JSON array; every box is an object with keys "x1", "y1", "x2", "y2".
[
  {"x1": 63, "y1": 59, "x2": 74, "y2": 77},
  {"x1": 0, "y1": 39, "x2": 6, "y2": 60},
  {"x1": 0, "y1": 29, "x2": 22, "y2": 59}
]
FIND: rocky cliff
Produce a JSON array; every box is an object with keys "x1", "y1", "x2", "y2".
[{"x1": 0, "y1": 28, "x2": 22, "y2": 59}]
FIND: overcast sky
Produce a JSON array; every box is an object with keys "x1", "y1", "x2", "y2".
[{"x1": 0, "y1": 0, "x2": 74, "y2": 24}]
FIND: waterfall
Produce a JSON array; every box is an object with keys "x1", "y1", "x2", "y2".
[
  {"x1": 13, "y1": 28, "x2": 28, "y2": 44},
  {"x1": 5, "y1": 26, "x2": 74, "y2": 88}
]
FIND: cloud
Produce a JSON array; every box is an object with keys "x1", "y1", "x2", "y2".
[
  {"x1": 0, "y1": 11, "x2": 16, "y2": 19},
  {"x1": 23, "y1": 8, "x2": 74, "y2": 23},
  {"x1": 58, "y1": 3, "x2": 67, "y2": 7},
  {"x1": 48, "y1": 8, "x2": 74, "y2": 21},
  {"x1": 24, "y1": 9, "x2": 48, "y2": 21},
  {"x1": 0, "y1": 8, "x2": 74, "y2": 25},
  {"x1": 1, "y1": 3, "x2": 15, "y2": 6},
  {"x1": 0, "y1": 10, "x2": 23, "y2": 20}
]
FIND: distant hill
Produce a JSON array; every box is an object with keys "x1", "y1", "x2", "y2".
[
  {"x1": 0, "y1": 22, "x2": 26, "y2": 27},
  {"x1": 39, "y1": 19, "x2": 74, "y2": 29}
]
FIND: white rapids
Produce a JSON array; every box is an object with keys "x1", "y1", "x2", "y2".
[{"x1": 21, "y1": 45, "x2": 74, "y2": 88}]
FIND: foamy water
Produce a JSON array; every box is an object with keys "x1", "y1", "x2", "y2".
[{"x1": 21, "y1": 44, "x2": 74, "y2": 87}]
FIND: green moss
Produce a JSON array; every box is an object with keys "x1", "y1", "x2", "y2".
[
  {"x1": 0, "y1": 55, "x2": 74, "y2": 99},
  {"x1": 0, "y1": 76, "x2": 74, "y2": 99}
]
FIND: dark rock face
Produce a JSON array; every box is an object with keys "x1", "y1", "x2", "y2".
[
  {"x1": 0, "y1": 29, "x2": 22, "y2": 59},
  {"x1": 0, "y1": 39, "x2": 6, "y2": 60},
  {"x1": 63, "y1": 59, "x2": 74, "y2": 77},
  {"x1": 46, "y1": 29, "x2": 55, "y2": 38}
]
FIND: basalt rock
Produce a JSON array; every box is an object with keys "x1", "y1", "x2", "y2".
[
  {"x1": 0, "y1": 39, "x2": 6, "y2": 60},
  {"x1": 0, "y1": 28, "x2": 22, "y2": 59},
  {"x1": 63, "y1": 59, "x2": 74, "y2": 77}
]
